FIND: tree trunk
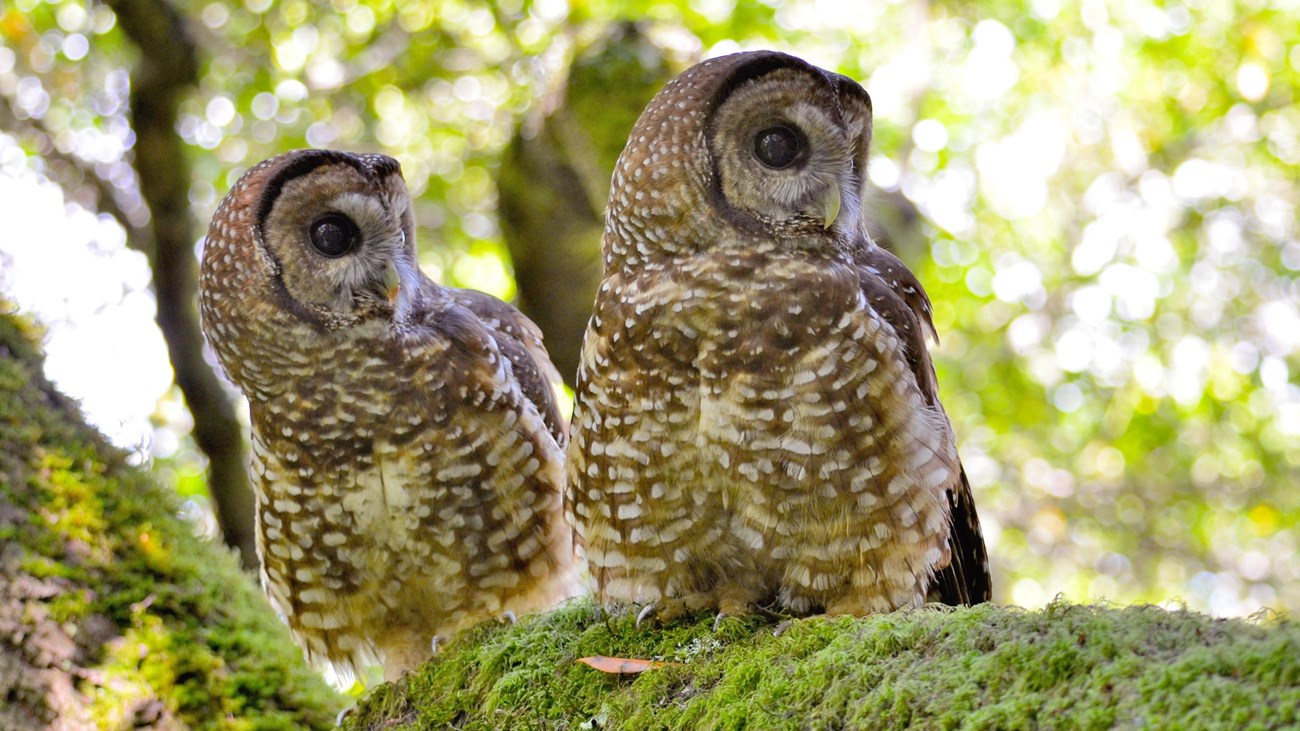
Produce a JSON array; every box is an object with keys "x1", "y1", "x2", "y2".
[
  {"x1": 499, "y1": 24, "x2": 681, "y2": 386},
  {"x1": 105, "y1": 0, "x2": 259, "y2": 569}
]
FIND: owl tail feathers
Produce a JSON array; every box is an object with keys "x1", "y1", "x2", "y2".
[
  {"x1": 547, "y1": 556, "x2": 589, "y2": 607},
  {"x1": 929, "y1": 468, "x2": 992, "y2": 606},
  {"x1": 535, "y1": 529, "x2": 590, "y2": 608},
  {"x1": 309, "y1": 638, "x2": 383, "y2": 690}
]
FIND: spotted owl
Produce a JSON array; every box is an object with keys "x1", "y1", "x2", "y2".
[
  {"x1": 198, "y1": 149, "x2": 575, "y2": 681},
  {"x1": 566, "y1": 51, "x2": 991, "y2": 623}
]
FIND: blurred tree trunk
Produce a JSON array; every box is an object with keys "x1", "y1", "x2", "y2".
[
  {"x1": 499, "y1": 24, "x2": 682, "y2": 386},
  {"x1": 104, "y1": 0, "x2": 258, "y2": 570},
  {"x1": 869, "y1": 186, "x2": 928, "y2": 265}
]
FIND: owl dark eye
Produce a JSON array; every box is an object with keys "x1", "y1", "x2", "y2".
[
  {"x1": 308, "y1": 213, "x2": 360, "y2": 258},
  {"x1": 753, "y1": 125, "x2": 803, "y2": 169}
]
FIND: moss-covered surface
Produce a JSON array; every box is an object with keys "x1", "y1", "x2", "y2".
[
  {"x1": 343, "y1": 598, "x2": 1298, "y2": 730},
  {"x1": 0, "y1": 306, "x2": 343, "y2": 729}
]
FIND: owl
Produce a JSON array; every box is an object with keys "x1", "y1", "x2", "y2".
[
  {"x1": 566, "y1": 51, "x2": 991, "y2": 623},
  {"x1": 198, "y1": 149, "x2": 575, "y2": 682}
]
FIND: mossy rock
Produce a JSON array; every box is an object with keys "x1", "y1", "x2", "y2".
[
  {"x1": 342, "y1": 598, "x2": 1298, "y2": 730},
  {"x1": 0, "y1": 305, "x2": 343, "y2": 730}
]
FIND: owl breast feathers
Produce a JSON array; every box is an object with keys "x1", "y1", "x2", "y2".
[
  {"x1": 198, "y1": 150, "x2": 574, "y2": 682},
  {"x1": 566, "y1": 51, "x2": 991, "y2": 620}
]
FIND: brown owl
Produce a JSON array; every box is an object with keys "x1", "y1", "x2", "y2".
[
  {"x1": 566, "y1": 51, "x2": 991, "y2": 624},
  {"x1": 198, "y1": 150, "x2": 574, "y2": 682}
]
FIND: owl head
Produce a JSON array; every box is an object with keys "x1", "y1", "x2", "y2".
[
  {"x1": 604, "y1": 51, "x2": 873, "y2": 270},
  {"x1": 201, "y1": 149, "x2": 425, "y2": 335}
]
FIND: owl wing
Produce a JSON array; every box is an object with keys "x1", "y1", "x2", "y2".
[
  {"x1": 857, "y1": 245, "x2": 992, "y2": 605},
  {"x1": 394, "y1": 293, "x2": 574, "y2": 601},
  {"x1": 449, "y1": 287, "x2": 568, "y2": 446}
]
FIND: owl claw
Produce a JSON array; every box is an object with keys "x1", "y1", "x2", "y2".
[
  {"x1": 336, "y1": 707, "x2": 355, "y2": 726},
  {"x1": 499, "y1": 610, "x2": 517, "y2": 625},
  {"x1": 773, "y1": 619, "x2": 795, "y2": 637},
  {"x1": 430, "y1": 634, "x2": 448, "y2": 654},
  {"x1": 635, "y1": 603, "x2": 657, "y2": 629},
  {"x1": 712, "y1": 612, "x2": 728, "y2": 631}
]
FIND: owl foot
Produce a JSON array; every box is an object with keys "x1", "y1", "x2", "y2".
[
  {"x1": 634, "y1": 592, "x2": 715, "y2": 628},
  {"x1": 772, "y1": 619, "x2": 795, "y2": 637},
  {"x1": 635, "y1": 603, "x2": 658, "y2": 629},
  {"x1": 499, "y1": 610, "x2": 517, "y2": 625},
  {"x1": 712, "y1": 612, "x2": 729, "y2": 631},
  {"x1": 429, "y1": 634, "x2": 448, "y2": 655},
  {"x1": 716, "y1": 596, "x2": 756, "y2": 618}
]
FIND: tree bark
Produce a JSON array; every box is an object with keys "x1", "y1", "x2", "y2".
[{"x1": 104, "y1": 0, "x2": 258, "y2": 569}]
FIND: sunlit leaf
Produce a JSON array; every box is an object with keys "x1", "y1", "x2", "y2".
[{"x1": 577, "y1": 655, "x2": 678, "y2": 674}]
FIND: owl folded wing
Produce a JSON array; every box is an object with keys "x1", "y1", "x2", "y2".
[{"x1": 856, "y1": 245, "x2": 992, "y2": 605}]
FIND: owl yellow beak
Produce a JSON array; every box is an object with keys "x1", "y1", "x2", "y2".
[
  {"x1": 822, "y1": 182, "x2": 842, "y2": 229},
  {"x1": 384, "y1": 261, "x2": 402, "y2": 305}
]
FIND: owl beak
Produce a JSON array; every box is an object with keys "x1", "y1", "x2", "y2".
[
  {"x1": 384, "y1": 261, "x2": 402, "y2": 305},
  {"x1": 390, "y1": 250, "x2": 425, "y2": 322},
  {"x1": 821, "y1": 181, "x2": 842, "y2": 229}
]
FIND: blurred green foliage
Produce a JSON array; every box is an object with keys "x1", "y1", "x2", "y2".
[{"x1": 2, "y1": 0, "x2": 1297, "y2": 618}]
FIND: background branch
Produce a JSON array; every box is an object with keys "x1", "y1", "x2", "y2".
[{"x1": 102, "y1": 0, "x2": 258, "y2": 569}]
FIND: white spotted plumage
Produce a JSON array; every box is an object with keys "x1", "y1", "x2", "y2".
[
  {"x1": 199, "y1": 149, "x2": 576, "y2": 682},
  {"x1": 566, "y1": 51, "x2": 991, "y2": 621}
]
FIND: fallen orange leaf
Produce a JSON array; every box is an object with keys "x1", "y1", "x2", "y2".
[{"x1": 577, "y1": 656, "x2": 678, "y2": 674}]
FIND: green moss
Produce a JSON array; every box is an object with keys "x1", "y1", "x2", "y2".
[
  {"x1": 0, "y1": 307, "x2": 343, "y2": 729},
  {"x1": 342, "y1": 599, "x2": 1298, "y2": 730}
]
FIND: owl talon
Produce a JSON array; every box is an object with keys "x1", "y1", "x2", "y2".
[
  {"x1": 712, "y1": 612, "x2": 728, "y2": 631},
  {"x1": 635, "y1": 593, "x2": 713, "y2": 627},
  {"x1": 773, "y1": 619, "x2": 795, "y2": 637},
  {"x1": 635, "y1": 604, "x2": 657, "y2": 629},
  {"x1": 500, "y1": 610, "x2": 517, "y2": 625},
  {"x1": 336, "y1": 707, "x2": 355, "y2": 726},
  {"x1": 430, "y1": 634, "x2": 447, "y2": 654}
]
